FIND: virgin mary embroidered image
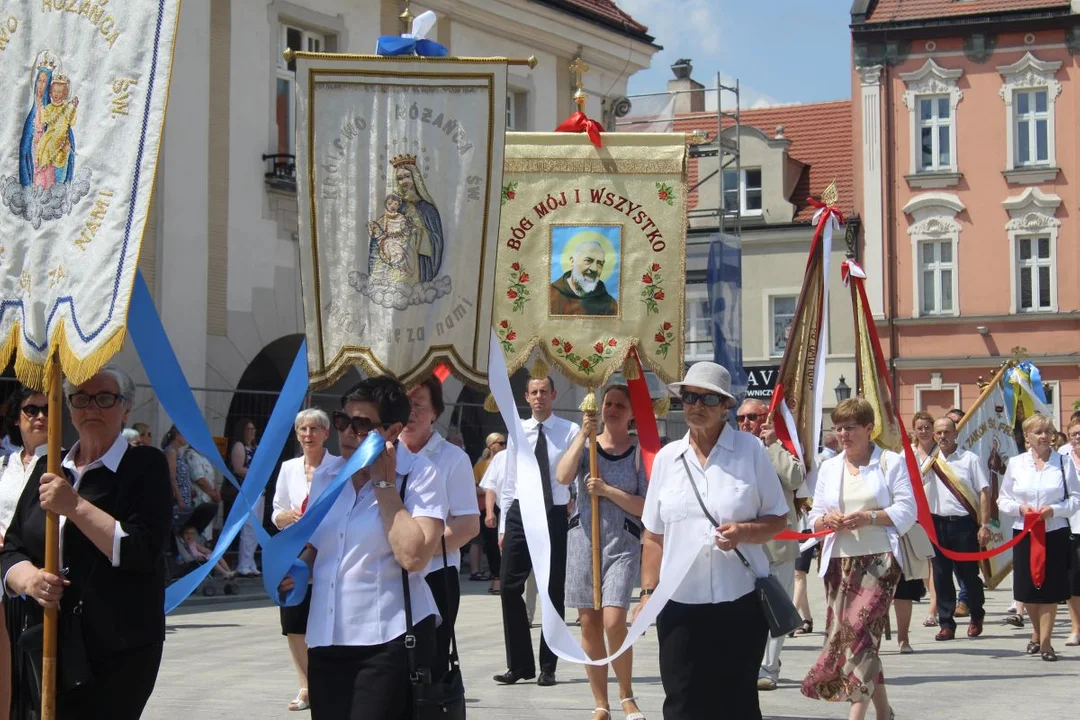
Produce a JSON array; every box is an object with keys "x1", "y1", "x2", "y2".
[{"x1": 2, "y1": 50, "x2": 92, "y2": 228}]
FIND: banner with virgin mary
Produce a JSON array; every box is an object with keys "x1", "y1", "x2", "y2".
[
  {"x1": 0, "y1": 1, "x2": 181, "y2": 386},
  {"x1": 293, "y1": 52, "x2": 509, "y2": 389}
]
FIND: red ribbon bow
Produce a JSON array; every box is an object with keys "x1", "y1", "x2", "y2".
[{"x1": 556, "y1": 111, "x2": 604, "y2": 148}]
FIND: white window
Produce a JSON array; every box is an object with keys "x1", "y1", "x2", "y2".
[
  {"x1": 1041, "y1": 380, "x2": 1061, "y2": 431},
  {"x1": 1016, "y1": 235, "x2": 1053, "y2": 312},
  {"x1": 685, "y1": 285, "x2": 714, "y2": 362},
  {"x1": 276, "y1": 24, "x2": 325, "y2": 156},
  {"x1": 918, "y1": 96, "x2": 952, "y2": 172},
  {"x1": 998, "y1": 52, "x2": 1061, "y2": 177},
  {"x1": 918, "y1": 240, "x2": 954, "y2": 315},
  {"x1": 506, "y1": 91, "x2": 527, "y2": 131},
  {"x1": 900, "y1": 59, "x2": 962, "y2": 181},
  {"x1": 1014, "y1": 89, "x2": 1049, "y2": 166},
  {"x1": 722, "y1": 168, "x2": 762, "y2": 215},
  {"x1": 769, "y1": 296, "x2": 796, "y2": 358}
]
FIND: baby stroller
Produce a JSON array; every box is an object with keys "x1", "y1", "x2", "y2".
[{"x1": 168, "y1": 502, "x2": 238, "y2": 597}]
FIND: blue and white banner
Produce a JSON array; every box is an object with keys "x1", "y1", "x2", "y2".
[
  {"x1": 707, "y1": 232, "x2": 746, "y2": 399},
  {"x1": 0, "y1": 0, "x2": 181, "y2": 387}
]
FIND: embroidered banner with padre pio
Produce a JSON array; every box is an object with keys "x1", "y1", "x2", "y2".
[
  {"x1": 492, "y1": 134, "x2": 687, "y2": 385},
  {"x1": 294, "y1": 53, "x2": 508, "y2": 389},
  {"x1": 0, "y1": 0, "x2": 181, "y2": 386}
]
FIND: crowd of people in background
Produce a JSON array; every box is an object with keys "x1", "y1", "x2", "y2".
[{"x1": 0, "y1": 364, "x2": 1077, "y2": 720}]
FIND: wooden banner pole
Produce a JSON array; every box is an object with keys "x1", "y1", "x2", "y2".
[
  {"x1": 41, "y1": 358, "x2": 63, "y2": 720},
  {"x1": 589, "y1": 418, "x2": 601, "y2": 612}
]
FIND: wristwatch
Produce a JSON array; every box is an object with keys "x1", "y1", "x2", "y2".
[
  {"x1": 981, "y1": 523, "x2": 991, "y2": 530},
  {"x1": 869, "y1": 510, "x2": 879, "y2": 525},
  {"x1": 373, "y1": 479, "x2": 394, "y2": 490}
]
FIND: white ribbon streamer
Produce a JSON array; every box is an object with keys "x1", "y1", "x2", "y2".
[{"x1": 487, "y1": 330, "x2": 703, "y2": 665}]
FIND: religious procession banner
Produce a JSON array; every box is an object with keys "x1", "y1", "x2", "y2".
[
  {"x1": 0, "y1": 0, "x2": 181, "y2": 386},
  {"x1": 491, "y1": 133, "x2": 687, "y2": 386},
  {"x1": 293, "y1": 52, "x2": 508, "y2": 389},
  {"x1": 956, "y1": 367, "x2": 1021, "y2": 589}
]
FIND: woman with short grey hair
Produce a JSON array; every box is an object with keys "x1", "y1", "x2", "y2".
[{"x1": 271, "y1": 406, "x2": 342, "y2": 711}]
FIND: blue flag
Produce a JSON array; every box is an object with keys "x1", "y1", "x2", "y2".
[{"x1": 707, "y1": 233, "x2": 746, "y2": 400}]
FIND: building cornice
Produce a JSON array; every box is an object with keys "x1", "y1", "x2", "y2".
[
  {"x1": 893, "y1": 353, "x2": 1080, "y2": 370},
  {"x1": 891, "y1": 310, "x2": 1080, "y2": 327}
]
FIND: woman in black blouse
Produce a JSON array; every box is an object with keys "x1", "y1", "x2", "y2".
[{"x1": 0, "y1": 366, "x2": 172, "y2": 719}]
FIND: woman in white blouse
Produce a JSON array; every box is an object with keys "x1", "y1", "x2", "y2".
[
  {"x1": 278, "y1": 377, "x2": 446, "y2": 720},
  {"x1": 271, "y1": 407, "x2": 339, "y2": 712},
  {"x1": 801, "y1": 398, "x2": 916, "y2": 720},
  {"x1": 998, "y1": 413, "x2": 1080, "y2": 662},
  {"x1": 1064, "y1": 415, "x2": 1080, "y2": 647},
  {"x1": 0, "y1": 386, "x2": 49, "y2": 720},
  {"x1": 637, "y1": 362, "x2": 788, "y2": 720}
]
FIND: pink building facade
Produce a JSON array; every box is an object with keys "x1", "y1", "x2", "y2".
[{"x1": 851, "y1": 0, "x2": 1080, "y2": 426}]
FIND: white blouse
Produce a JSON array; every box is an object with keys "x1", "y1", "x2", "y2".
[
  {"x1": 998, "y1": 450, "x2": 1080, "y2": 533},
  {"x1": 414, "y1": 433, "x2": 480, "y2": 576},
  {"x1": 0, "y1": 447, "x2": 46, "y2": 539},
  {"x1": 271, "y1": 451, "x2": 341, "y2": 527},
  {"x1": 641, "y1": 429, "x2": 789, "y2": 604},
  {"x1": 808, "y1": 446, "x2": 917, "y2": 578},
  {"x1": 306, "y1": 445, "x2": 447, "y2": 649}
]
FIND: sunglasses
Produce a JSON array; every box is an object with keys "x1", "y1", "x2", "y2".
[
  {"x1": 21, "y1": 404, "x2": 48, "y2": 418},
  {"x1": 490, "y1": 440, "x2": 506, "y2": 448},
  {"x1": 736, "y1": 413, "x2": 762, "y2": 423},
  {"x1": 68, "y1": 391, "x2": 124, "y2": 409},
  {"x1": 680, "y1": 391, "x2": 724, "y2": 407},
  {"x1": 331, "y1": 411, "x2": 391, "y2": 436}
]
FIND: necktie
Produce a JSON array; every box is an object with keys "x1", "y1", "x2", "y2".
[{"x1": 535, "y1": 423, "x2": 554, "y2": 512}]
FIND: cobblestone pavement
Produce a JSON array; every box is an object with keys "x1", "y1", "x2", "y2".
[{"x1": 146, "y1": 577, "x2": 1077, "y2": 719}]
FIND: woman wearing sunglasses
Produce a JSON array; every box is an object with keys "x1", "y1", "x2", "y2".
[
  {"x1": 0, "y1": 366, "x2": 173, "y2": 718},
  {"x1": 0, "y1": 386, "x2": 50, "y2": 719},
  {"x1": 279, "y1": 376, "x2": 447, "y2": 720},
  {"x1": 636, "y1": 362, "x2": 788, "y2": 720}
]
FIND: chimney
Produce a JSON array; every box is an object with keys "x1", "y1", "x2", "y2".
[{"x1": 668, "y1": 58, "x2": 705, "y2": 114}]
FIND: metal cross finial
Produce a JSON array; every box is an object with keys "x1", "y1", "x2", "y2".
[
  {"x1": 570, "y1": 56, "x2": 589, "y2": 109},
  {"x1": 1009, "y1": 345, "x2": 1029, "y2": 363},
  {"x1": 821, "y1": 179, "x2": 839, "y2": 208}
]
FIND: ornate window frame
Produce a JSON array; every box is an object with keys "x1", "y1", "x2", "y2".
[
  {"x1": 997, "y1": 52, "x2": 1062, "y2": 183},
  {"x1": 903, "y1": 192, "x2": 964, "y2": 318},
  {"x1": 1003, "y1": 187, "x2": 1061, "y2": 314},
  {"x1": 900, "y1": 59, "x2": 963, "y2": 188}
]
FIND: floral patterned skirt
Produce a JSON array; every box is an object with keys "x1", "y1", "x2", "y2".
[{"x1": 801, "y1": 552, "x2": 902, "y2": 704}]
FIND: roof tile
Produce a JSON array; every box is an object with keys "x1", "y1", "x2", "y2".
[
  {"x1": 535, "y1": 0, "x2": 650, "y2": 37},
  {"x1": 864, "y1": 0, "x2": 1069, "y2": 24}
]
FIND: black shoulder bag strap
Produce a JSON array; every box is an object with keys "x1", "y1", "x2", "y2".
[
  {"x1": 398, "y1": 474, "x2": 424, "y2": 683},
  {"x1": 679, "y1": 454, "x2": 758, "y2": 577},
  {"x1": 440, "y1": 536, "x2": 461, "y2": 670}
]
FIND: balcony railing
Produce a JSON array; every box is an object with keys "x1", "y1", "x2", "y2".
[{"x1": 262, "y1": 153, "x2": 296, "y2": 191}]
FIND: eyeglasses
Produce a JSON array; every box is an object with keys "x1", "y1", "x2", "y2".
[
  {"x1": 489, "y1": 440, "x2": 506, "y2": 448},
  {"x1": 68, "y1": 392, "x2": 123, "y2": 409},
  {"x1": 736, "y1": 413, "x2": 762, "y2": 423},
  {"x1": 332, "y1": 411, "x2": 391, "y2": 436},
  {"x1": 21, "y1": 404, "x2": 48, "y2": 418},
  {"x1": 680, "y1": 391, "x2": 724, "y2": 407}
]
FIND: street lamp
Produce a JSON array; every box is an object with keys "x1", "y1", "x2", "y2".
[{"x1": 834, "y1": 375, "x2": 851, "y2": 404}]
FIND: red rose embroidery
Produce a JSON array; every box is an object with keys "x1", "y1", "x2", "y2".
[
  {"x1": 563, "y1": 341, "x2": 573, "y2": 352},
  {"x1": 507, "y1": 289, "x2": 518, "y2": 299},
  {"x1": 642, "y1": 273, "x2": 653, "y2": 284},
  {"x1": 651, "y1": 263, "x2": 661, "y2": 272},
  {"x1": 580, "y1": 359, "x2": 590, "y2": 369},
  {"x1": 552, "y1": 338, "x2": 560, "y2": 346},
  {"x1": 658, "y1": 191, "x2": 669, "y2": 201},
  {"x1": 608, "y1": 338, "x2": 617, "y2": 347},
  {"x1": 500, "y1": 320, "x2": 509, "y2": 329},
  {"x1": 654, "y1": 290, "x2": 665, "y2": 301},
  {"x1": 662, "y1": 321, "x2": 672, "y2": 331},
  {"x1": 511, "y1": 262, "x2": 521, "y2": 271},
  {"x1": 506, "y1": 331, "x2": 517, "y2": 341},
  {"x1": 594, "y1": 342, "x2": 605, "y2": 354},
  {"x1": 506, "y1": 190, "x2": 516, "y2": 200},
  {"x1": 654, "y1": 333, "x2": 665, "y2": 343},
  {"x1": 519, "y1": 273, "x2": 530, "y2": 282}
]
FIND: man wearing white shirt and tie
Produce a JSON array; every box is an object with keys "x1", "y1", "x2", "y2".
[
  {"x1": 494, "y1": 375, "x2": 580, "y2": 687},
  {"x1": 926, "y1": 416, "x2": 991, "y2": 640}
]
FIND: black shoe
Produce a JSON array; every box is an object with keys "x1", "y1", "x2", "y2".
[
  {"x1": 537, "y1": 671, "x2": 557, "y2": 687},
  {"x1": 493, "y1": 670, "x2": 535, "y2": 685}
]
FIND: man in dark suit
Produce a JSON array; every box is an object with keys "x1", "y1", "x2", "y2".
[{"x1": 0, "y1": 366, "x2": 173, "y2": 719}]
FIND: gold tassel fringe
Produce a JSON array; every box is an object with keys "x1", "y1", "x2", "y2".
[
  {"x1": 1, "y1": 320, "x2": 126, "y2": 392},
  {"x1": 653, "y1": 396, "x2": 670, "y2": 418},
  {"x1": 623, "y1": 353, "x2": 641, "y2": 381},
  {"x1": 483, "y1": 394, "x2": 499, "y2": 413},
  {"x1": 529, "y1": 355, "x2": 550, "y2": 380},
  {"x1": 579, "y1": 388, "x2": 598, "y2": 413}
]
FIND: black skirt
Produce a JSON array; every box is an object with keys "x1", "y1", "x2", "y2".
[
  {"x1": 4, "y1": 594, "x2": 33, "y2": 720},
  {"x1": 893, "y1": 575, "x2": 926, "y2": 602},
  {"x1": 1071, "y1": 535, "x2": 1080, "y2": 598},
  {"x1": 1013, "y1": 527, "x2": 1072, "y2": 604},
  {"x1": 279, "y1": 584, "x2": 313, "y2": 636}
]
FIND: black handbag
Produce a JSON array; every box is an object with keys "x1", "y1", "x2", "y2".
[
  {"x1": 680, "y1": 456, "x2": 803, "y2": 638},
  {"x1": 399, "y1": 475, "x2": 466, "y2": 720}
]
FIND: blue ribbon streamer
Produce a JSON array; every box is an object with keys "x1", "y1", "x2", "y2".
[
  {"x1": 376, "y1": 36, "x2": 448, "y2": 57},
  {"x1": 1003, "y1": 361, "x2": 1048, "y2": 425},
  {"x1": 128, "y1": 271, "x2": 308, "y2": 613},
  {"x1": 261, "y1": 432, "x2": 385, "y2": 605}
]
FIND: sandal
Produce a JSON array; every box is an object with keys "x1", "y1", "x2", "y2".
[
  {"x1": 921, "y1": 614, "x2": 938, "y2": 627},
  {"x1": 1065, "y1": 634, "x2": 1080, "y2": 646},
  {"x1": 590, "y1": 709, "x2": 611, "y2": 720},
  {"x1": 620, "y1": 697, "x2": 646, "y2": 720},
  {"x1": 288, "y1": 689, "x2": 309, "y2": 711},
  {"x1": 1041, "y1": 648, "x2": 1057, "y2": 662},
  {"x1": 790, "y1": 619, "x2": 813, "y2": 637},
  {"x1": 1004, "y1": 614, "x2": 1024, "y2": 628},
  {"x1": 898, "y1": 642, "x2": 913, "y2": 654},
  {"x1": 1025, "y1": 641, "x2": 1040, "y2": 655}
]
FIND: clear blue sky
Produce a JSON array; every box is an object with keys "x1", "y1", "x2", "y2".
[{"x1": 616, "y1": 0, "x2": 853, "y2": 107}]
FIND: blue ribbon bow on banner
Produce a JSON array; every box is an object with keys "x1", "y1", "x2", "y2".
[
  {"x1": 376, "y1": 10, "x2": 448, "y2": 57},
  {"x1": 1003, "y1": 360, "x2": 1049, "y2": 425}
]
